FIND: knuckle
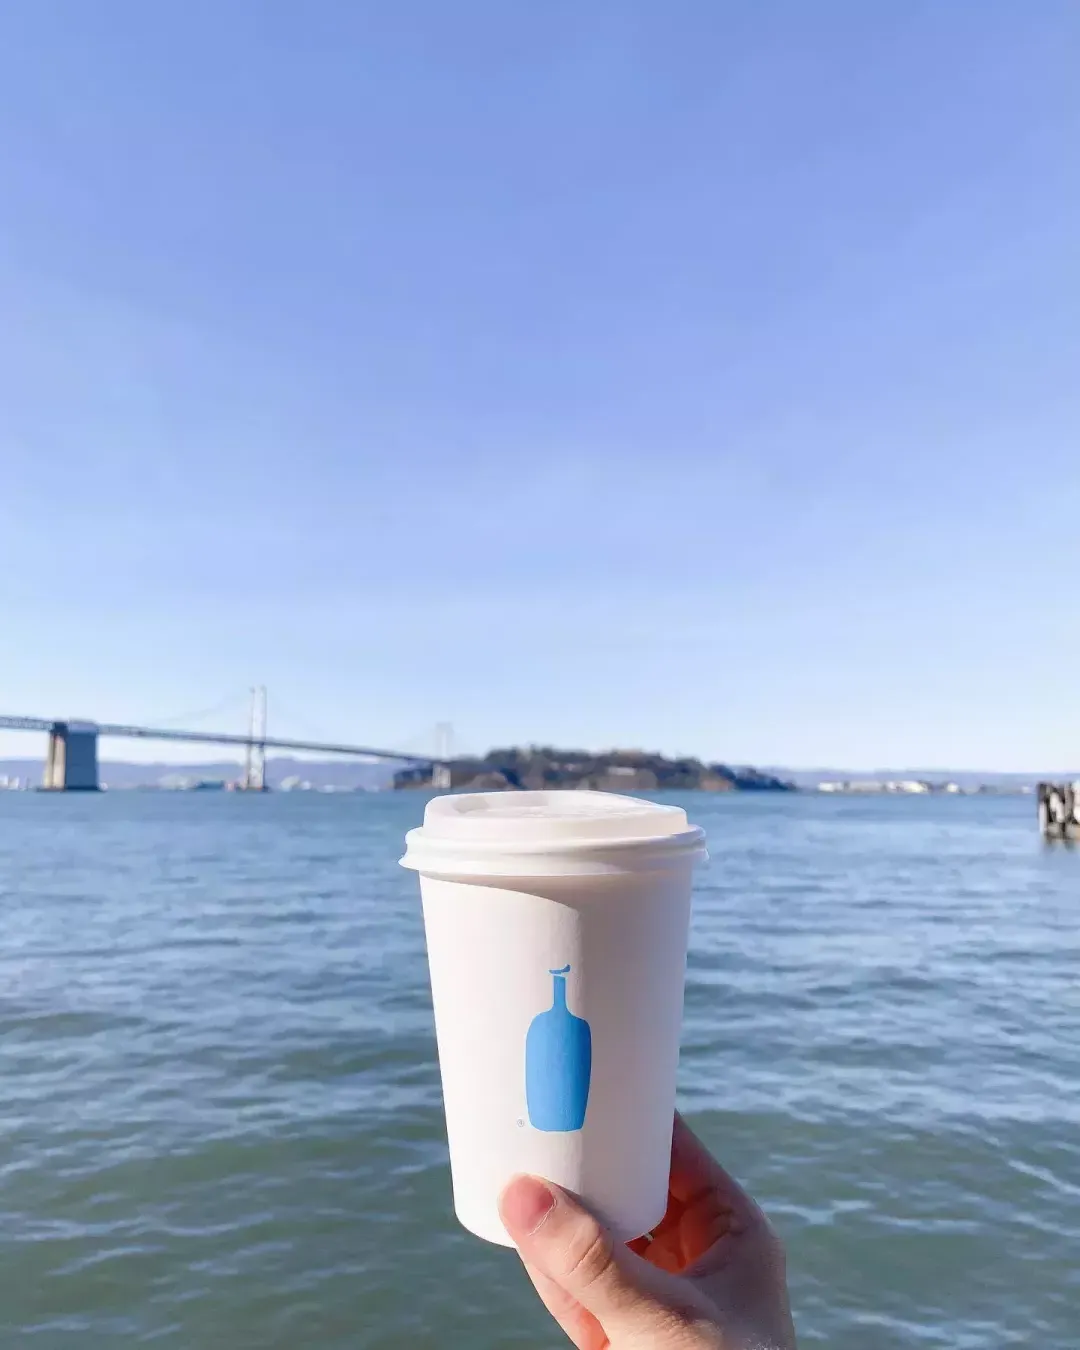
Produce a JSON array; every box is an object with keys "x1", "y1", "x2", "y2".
[
  {"x1": 747, "y1": 1199, "x2": 785, "y2": 1254},
  {"x1": 658, "y1": 1301, "x2": 707, "y2": 1333},
  {"x1": 759, "y1": 1213, "x2": 787, "y2": 1265},
  {"x1": 561, "y1": 1220, "x2": 614, "y2": 1292}
]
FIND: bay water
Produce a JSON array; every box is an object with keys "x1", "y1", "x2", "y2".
[{"x1": 0, "y1": 791, "x2": 1076, "y2": 1348}]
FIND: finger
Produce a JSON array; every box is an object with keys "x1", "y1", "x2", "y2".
[
  {"x1": 626, "y1": 1227, "x2": 687, "y2": 1276},
  {"x1": 634, "y1": 1229, "x2": 688, "y2": 1275},
  {"x1": 669, "y1": 1113, "x2": 761, "y2": 1227},
  {"x1": 627, "y1": 1114, "x2": 760, "y2": 1272},
  {"x1": 521, "y1": 1261, "x2": 607, "y2": 1350},
  {"x1": 636, "y1": 1193, "x2": 735, "y2": 1274},
  {"x1": 499, "y1": 1175, "x2": 700, "y2": 1337}
]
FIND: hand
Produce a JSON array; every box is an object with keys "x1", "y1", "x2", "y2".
[{"x1": 498, "y1": 1113, "x2": 795, "y2": 1349}]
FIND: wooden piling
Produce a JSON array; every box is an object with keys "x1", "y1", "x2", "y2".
[{"x1": 1038, "y1": 782, "x2": 1080, "y2": 840}]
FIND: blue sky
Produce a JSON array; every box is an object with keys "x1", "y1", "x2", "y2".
[{"x1": 2, "y1": 2, "x2": 1078, "y2": 770}]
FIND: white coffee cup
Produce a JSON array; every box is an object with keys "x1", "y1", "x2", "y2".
[{"x1": 401, "y1": 790, "x2": 707, "y2": 1246}]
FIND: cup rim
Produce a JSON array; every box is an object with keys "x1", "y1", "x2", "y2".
[{"x1": 400, "y1": 822, "x2": 708, "y2": 878}]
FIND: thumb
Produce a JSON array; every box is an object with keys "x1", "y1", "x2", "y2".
[{"x1": 499, "y1": 1176, "x2": 703, "y2": 1342}]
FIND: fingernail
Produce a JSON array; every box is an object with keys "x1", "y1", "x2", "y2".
[{"x1": 499, "y1": 1175, "x2": 557, "y2": 1236}]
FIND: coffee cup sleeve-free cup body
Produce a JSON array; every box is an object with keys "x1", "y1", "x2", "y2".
[{"x1": 401, "y1": 791, "x2": 707, "y2": 1245}]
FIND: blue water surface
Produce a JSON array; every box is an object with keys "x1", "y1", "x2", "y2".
[{"x1": 0, "y1": 790, "x2": 1076, "y2": 1349}]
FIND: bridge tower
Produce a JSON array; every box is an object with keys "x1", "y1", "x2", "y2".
[
  {"x1": 42, "y1": 722, "x2": 100, "y2": 791},
  {"x1": 432, "y1": 722, "x2": 453, "y2": 791},
  {"x1": 241, "y1": 687, "x2": 268, "y2": 791}
]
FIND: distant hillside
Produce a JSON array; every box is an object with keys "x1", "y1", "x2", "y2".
[{"x1": 395, "y1": 747, "x2": 794, "y2": 792}]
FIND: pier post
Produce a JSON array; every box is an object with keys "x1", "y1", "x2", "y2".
[
  {"x1": 41, "y1": 722, "x2": 100, "y2": 791},
  {"x1": 1038, "y1": 781, "x2": 1079, "y2": 841}
]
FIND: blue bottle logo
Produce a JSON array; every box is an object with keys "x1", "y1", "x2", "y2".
[{"x1": 525, "y1": 965, "x2": 592, "y2": 1132}]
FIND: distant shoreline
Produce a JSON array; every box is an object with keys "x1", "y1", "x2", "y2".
[{"x1": 0, "y1": 753, "x2": 1064, "y2": 795}]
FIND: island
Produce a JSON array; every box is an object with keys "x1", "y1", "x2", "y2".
[{"x1": 394, "y1": 746, "x2": 794, "y2": 792}]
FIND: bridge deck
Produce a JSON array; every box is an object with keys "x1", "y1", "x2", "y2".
[{"x1": 0, "y1": 716, "x2": 441, "y2": 765}]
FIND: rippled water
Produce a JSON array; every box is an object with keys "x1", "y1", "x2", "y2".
[{"x1": 0, "y1": 791, "x2": 1076, "y2": 1348}]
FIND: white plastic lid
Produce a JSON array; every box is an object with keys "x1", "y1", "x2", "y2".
[{"x1": 400, "y1": 790, "x2": 707, "y2": 877}]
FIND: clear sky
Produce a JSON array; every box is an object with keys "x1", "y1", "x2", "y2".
[{"x1": 2, "y1": 2, "x2": 1079, "y2": 770}]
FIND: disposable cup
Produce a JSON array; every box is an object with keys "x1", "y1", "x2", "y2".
[{"x1": 400, "y1": 790, "x2": 707, "y2": 1246}]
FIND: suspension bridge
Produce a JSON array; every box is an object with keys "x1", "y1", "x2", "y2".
[{"x1": 0, "y1": 690, "x2": 453, "y2": 791}]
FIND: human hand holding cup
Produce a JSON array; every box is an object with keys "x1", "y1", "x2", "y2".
[{"x1": 499, "y1": 1113, "x2": 796, "y2": 1350}]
